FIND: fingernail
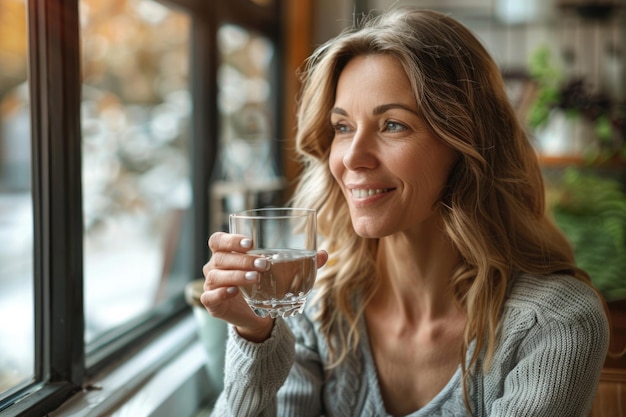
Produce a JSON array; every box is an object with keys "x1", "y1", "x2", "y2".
[
  {"x1": 253, "y1": 257, "x2": 268, "y2": 270},
  {"x1": 226, "y1": 287, "x2": 238, "y2": 294},
  {"x1": 240, "y1": 238, "x2": 252, "y2": 249},
  {"x1": 245, "y1": 271, "x2": 257, "y2": 281}
]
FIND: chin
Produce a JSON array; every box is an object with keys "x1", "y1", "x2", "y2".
[{"x1": 351, "y1": 219, "x2": 391, "y2": 239}]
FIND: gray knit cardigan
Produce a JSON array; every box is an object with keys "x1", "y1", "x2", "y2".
[{"x1": 210, "y1": 273, "x2": 610, "y2": 416}]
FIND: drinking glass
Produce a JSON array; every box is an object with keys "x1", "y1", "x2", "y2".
[{"x1": 229, "y1": 208, "x2": 317, "y2": 318}]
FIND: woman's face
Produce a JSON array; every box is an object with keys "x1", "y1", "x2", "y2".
[{"x1": 329, "y1": 54, "x2": 457, "y2": 239}]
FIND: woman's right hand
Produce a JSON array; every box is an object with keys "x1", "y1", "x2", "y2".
[
  {"x1": 201, "y1": 231, "x2": 329, "y2": 343},
  {"x1": 201, "y1": 232, "x2": 274, "y2": 342}
]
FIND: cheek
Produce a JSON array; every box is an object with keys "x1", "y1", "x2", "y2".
[
  {"x1": 328, "y1": 142, "x2": 344, "y2": 182},
  {"x1": 422, "y1": 159, "x2": 452, "y2": 185},
  {"x1": 399, "y1": 145, "x2": 456, "y2": 200}
]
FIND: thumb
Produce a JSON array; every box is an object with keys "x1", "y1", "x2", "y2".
[{"x1": 316, "y1": 250, "x2": 329, "y2": 269}]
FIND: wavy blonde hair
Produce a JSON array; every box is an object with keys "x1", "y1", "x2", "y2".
[{"x1": 291, "y1": 7, "x2": 595, "y2": 411}]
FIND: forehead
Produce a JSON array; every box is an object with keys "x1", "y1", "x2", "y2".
[{"x1": 334, "y1": 55, "x2": 414, "y2": 105}]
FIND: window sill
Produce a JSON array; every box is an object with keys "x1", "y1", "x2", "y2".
[{"x1": 48, "y1": 314, "x2": 214, "y2": 417}]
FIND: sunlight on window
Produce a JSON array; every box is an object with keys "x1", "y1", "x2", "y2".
[
  {"x1": 80, "y1": 0, "x2": 191, "y2": 344},
  {"x1": 0, "y1": 0, "x2": 34, "y2": 396},
  {"x1": 212, "y1": 24, "x2": 284, "y2": 232}
]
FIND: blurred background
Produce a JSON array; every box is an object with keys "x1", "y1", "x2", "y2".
[{"x1": 0, "y1": 0, "x2": 624, "y2": 415}]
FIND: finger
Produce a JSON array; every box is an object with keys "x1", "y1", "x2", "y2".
[
  {"x1": 204, "y1": 267, "x2": 260, "y2": 291},
  {"x1": 208, "y1": 231, "x2": 253, "y2": 254},
  {"x1": 200, "y1": 286, "x2": 263, "y2": 328},
  {"x1": 200, "y1": 286, "x2": 240, "y2": 311},
  {"x1": 208, "y1": 251, "x2": 270, "y2": 272},
  {"x1": 317, "y1": 250, "x2": 329, "y2": 268}
]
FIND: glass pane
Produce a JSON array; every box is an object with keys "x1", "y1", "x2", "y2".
[
  {"x1": 80, "y1": 0, "x2": 192, "y2": 344},
  {"x1": 0, "y1": 0, "x2": 34, "y2": 396},
  {"x1": 212, "y1": 24, "x2": 284, "y2": 232}
]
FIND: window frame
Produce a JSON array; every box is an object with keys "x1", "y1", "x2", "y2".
[{"x1": 0, "y1": 0, "x2": 283, "y2": 415}]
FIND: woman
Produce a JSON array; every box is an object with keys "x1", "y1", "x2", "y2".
[{"x1": 201, "y1": 8, "x2": 609, "y2": 416}]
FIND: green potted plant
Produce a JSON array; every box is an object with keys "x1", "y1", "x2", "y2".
[
  {"x1": 550, "y1": 168, "x2": 626, "y2": 300},
  {"x1": 527, "y1": 46, "x2": 626, "y2": 163}
]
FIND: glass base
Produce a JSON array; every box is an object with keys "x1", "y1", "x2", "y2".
[{"x1": 247, "y1": 299, "x2": 307, "y2": 318}]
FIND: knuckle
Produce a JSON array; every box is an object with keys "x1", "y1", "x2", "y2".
[
  {"x1": 210, "y1": 252, "x2": 225, "y2": 269},
  {"x1": 202, "y1": 262, "x2": 211, "y2": 278},
  {"x1": 204, "y1": 269, "x2": 218, "y2": 289},
  {"x1": 199, "y1": 289, "x2": 229, "y2": 319},
  {"x1": 208, "y1": 232, "x2": 226, "y2": 251},
  {"x1": 199, "y1": 290, "x2": 212, "y2": 309}
]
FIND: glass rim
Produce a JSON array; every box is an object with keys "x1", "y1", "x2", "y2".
[{"x1": 229, "y1": 207, "x2": 315, "y2": 220}]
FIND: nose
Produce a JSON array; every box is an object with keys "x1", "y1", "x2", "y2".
[{"x1": 342, "y1": 128, "x2": 378, "y2": 170}]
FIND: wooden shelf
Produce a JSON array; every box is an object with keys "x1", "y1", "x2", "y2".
[
  {"x1": 538, "y1": 154, "x2": 626, "y2": 168},
  {"x1": 604, "y1": 299, "x2": 626, "y2": 370}
]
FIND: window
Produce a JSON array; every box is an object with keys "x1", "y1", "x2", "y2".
[
  {"x1": 212, "y1": 23, "x2": 285, "y2": 232},
  {"x1": 80, "y1": 0, "x2": 192, "y2": 348},
  {"x1": 0, "y1": 1, "x2": 282, "y2": 415},
  {"x1": 0, "y1": 0, "x2": 33, "y2": 398}
]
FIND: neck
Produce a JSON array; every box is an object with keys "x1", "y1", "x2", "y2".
[{"x1": 371, "y1": 223, "x2": 462, "y2": 322}]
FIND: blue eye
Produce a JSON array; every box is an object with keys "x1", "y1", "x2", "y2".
[
  {"x1": 385, "y1": 121, "x2": 407, "y2": 133},
  {"x1": 332, "y1": 123, "x2": 351, "y2": 134}
]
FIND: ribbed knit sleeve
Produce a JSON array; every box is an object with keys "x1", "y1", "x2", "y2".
[
  {"x1": 276, "y1": 310, "x2": 326, "y2": 416},
  {"x1": 486, "y1": 274, "x2": 610, "y2": 417},
  {"x1": 211, "y1": 318, "x2": 296, "y2": 417}
]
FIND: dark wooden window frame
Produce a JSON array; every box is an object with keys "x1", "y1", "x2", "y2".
[{"x1": 0, "y1": 0, "x2": 282, "y2": 415}]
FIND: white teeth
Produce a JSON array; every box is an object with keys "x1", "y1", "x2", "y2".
[{"x1": 351, "y1": 189, "x2": 388, "y2": 198}]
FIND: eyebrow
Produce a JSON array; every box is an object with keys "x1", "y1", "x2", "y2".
[
  {"x1": 330, "y1": 103, "x2": 419, "y2": 117},
  {"x1": 330, "y1": 107, "x2": 348, "y2": 116}
]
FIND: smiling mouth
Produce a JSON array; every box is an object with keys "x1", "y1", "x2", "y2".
[{"x1": 350, "y1": 188, "x2": 392, "y2": 199}]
